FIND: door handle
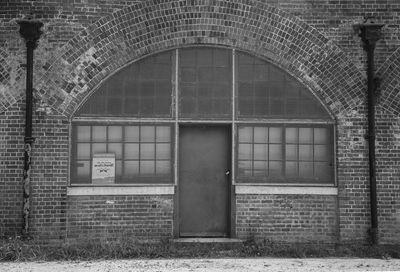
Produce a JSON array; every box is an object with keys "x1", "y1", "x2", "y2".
[{"x1": 225, "y1": 170, "x2": 230, "y2": 176}]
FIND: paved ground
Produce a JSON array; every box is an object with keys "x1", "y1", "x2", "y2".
[{"x1": 1, "y1": 258, "x2": 400, "y2": 272}]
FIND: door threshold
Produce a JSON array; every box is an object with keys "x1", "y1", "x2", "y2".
[{"x1": 173, "y1": 238, "x2": 243, "y2": 243}]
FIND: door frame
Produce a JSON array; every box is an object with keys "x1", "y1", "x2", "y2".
[{"x1": 173, "y1": 123, "x2": 235, "y2": 238}]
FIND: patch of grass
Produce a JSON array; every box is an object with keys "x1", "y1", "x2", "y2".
[{"x1": 1, "y1": 236, "x2": 400, "y2": 262}]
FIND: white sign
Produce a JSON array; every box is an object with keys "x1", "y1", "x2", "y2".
[{"x1": 92, "y1": 153, "x2": 115, "y2": 184}]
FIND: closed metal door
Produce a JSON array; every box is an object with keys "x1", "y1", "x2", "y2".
[{"x1": 179, "y1": 125, "x2": 230, "y2": 237}]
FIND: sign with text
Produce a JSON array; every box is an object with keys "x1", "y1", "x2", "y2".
[{"x1": 92, "y1": 153, "x2": 115, "y2": 184}]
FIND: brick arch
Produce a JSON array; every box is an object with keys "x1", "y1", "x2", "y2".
[
  {"x1": 0, "y1": 47, "x2": 25, "y2": 113},
  {"x1": 32, "y1": 0, "x2": 365, "y2": 119},
  {"x1": 377, "y1": 48, "x2": 400, "y2": 116}
]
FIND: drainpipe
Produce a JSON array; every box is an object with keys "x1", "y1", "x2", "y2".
[
  {"x1": 17, "y1": 18, "x2": 43, "y2": 237},
  {"x1": 358, "y1": 19, "x2": 384, "y2": 245}
]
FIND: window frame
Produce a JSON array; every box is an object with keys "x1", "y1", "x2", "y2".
[{"x1": 70, "y1": 47, "x2": 336, "y2": 187}]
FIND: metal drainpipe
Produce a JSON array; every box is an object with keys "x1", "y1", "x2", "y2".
[
  {"x1": 358, "y1": 19, "x2": 384, "y2": 245},
  {"x1": 17, "y1": 18, "x2": 43, "y2": 237}
]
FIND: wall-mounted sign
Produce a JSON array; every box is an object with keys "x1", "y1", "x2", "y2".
[{"x1": 92, "y1": 153, "x2": 115, "y2": 184}]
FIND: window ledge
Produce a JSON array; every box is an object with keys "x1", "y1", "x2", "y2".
[
  {"x1": 235, "y1": 185, "x2": 337, "y2": 195},
  {"x1": 67, "y1": 185, "x2": 175, "y2": 196}
]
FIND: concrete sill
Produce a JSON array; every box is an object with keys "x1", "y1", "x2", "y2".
[{"x1": 67, "y1": 185, "x2": 175, "y2": 196}]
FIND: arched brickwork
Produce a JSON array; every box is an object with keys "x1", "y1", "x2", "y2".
[
  {"x1": 17, "y1": 0, "x2": 365, "y2": 119},
  {"x1": 0, "y1": 47, "x2": 24, "y2": 113},
  {"x1": 377, "y1": 48, "x2": 400, "y2": 116}
]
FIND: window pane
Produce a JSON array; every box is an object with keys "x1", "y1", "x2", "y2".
[
  {"x1": 315, "y1": 162, "x2": 331, "y2": 182},
  {"x1": 141, "y1": 126, "x2": 155, "y2": 142},
  {"x1": 156, "y1": 161, "x2": 170, "y2": 175},
  {"x1": 253, "y1": 161, "x2": 268, "y2": 176},
  {"x1": 269, "y1": 144, "x2": 282, "y2": 160},
  {"x1": 156, "y1": 143, "x2": 170, "y2": 160},
  {"x1": 286, "y1": 161, "x2": 298, "y2": 177},
  {"x1": 125, "y1": 126, "x2": 139, "y2": 142},
  {"x1": 140, "y1": 161, "x2": 155, "y2": 175},
  {"x1": 299, "y1": 145, "x2": 313, "y2": 161},
  {"x1": 92, "y1": 126, "x2": 106, "y2": 142},
  {"x1": 269, "y1": 161, "x2": 282, "y2": 177},
  {"x1": 76, "y1": 160, "x2": 90, "y2": 179},
  {"x1": 238, "y1": 144, "x2": 253, "y2": 160},
  {"x1": 108, "y1": 143, "x2": 122, "y2": 159},
  {"x1": 125, "y1": 143, "x2": 139, "y2": 159},
  {"x1": 77, "y1": 143, "x2": 90, "y2": 159},
  {"x1": 92, "y1": 143, "x2": 106, "y2": 154},
  {"x1": 239, "y1": 127, "x2": 252, "y2": 142},
  {"x1": 254, "y1": 127, "x2": 268, "y2": 143},
  {"x1": 299, "y1": 128, "x2": 313, "y2": 144},
  {"x1": 179, "y1": 47, "x2": 231, "y2": 118},
  {"x1": 299, "y1": 162, "x2": 313, "y2": 177},
  {"x1": 314, "y1": 128, "x2": 328, "y2": 144},
  {"x1": 269, "y1": 127, "x2": 282, "y2": 143},
  {"x1": 254, "y1": 144, "x2": 268, "y2": 160},
  {"x1": 77, "y1": 126, "x2": 91, "y2": 141},
  {"x1": 140, "y1": 143, "x2": 155, "y2": 160},
  {"x1": 314, "y1": 145, "x2": 329, "y2": 161},
  {"x1": 238, "y1": 160, "x2": 252, "y2": 176},
  {"x1": 124, "y1": 161, "x2": 139, "y2": 177},
  {"x1": 108, "y1": 126, "x2": 122, "y2": 141},
  {"x1": 285, "y1": 144, "x2": 297, "y2": 160},
  {"x1": 285, "y1": 127, "x2": 298, "y2": 143}
]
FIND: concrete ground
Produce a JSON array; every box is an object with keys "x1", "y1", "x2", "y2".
[{"x1": 1, "y1": 258, "x2": 400, "y2": 272}]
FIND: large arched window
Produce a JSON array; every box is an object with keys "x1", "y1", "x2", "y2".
[{"x1": 71, "y1": 47, "x2": 334, "y2": 185}]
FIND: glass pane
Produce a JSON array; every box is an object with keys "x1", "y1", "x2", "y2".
[
  {"x1": 299, "y1": 162, "x2": 313, "y2": 177},
  {"x1": 115, "y1": 160, "x2": 122, "y2": 176},
  {"x1": 299, "y1": 128, "x2": 313, "y2": 144},
  {"x1": 314, "y1": 128, "x2": 328, "y2": 144},
  {"x1": 124, "y1": 161, "x2": 139, "y2": 177},
  {"x1": 92, "y1": 126, "x2": 107, "y2": 142},
  {"x1": 238, "y1": 160, "x2": 252, "y2": 176},
  {"x1": 156, "y1": 161, "x2": 170, "y2": 175},
  {"x1": 156, "y1": 126, "x2": 171, "y2": 142},
  {"x1": 285, "y1": 144, "x2": 297, "y2": 160},
  {"x1": 140, "y1": 143, "x2": 155, "y2": 160},
  {"x1": 285, "y1": 161, "x2": 298, "y2": 177},
  {"x1": 269, "y1": 161, "x2": 282, "y2": 177},
  {"x1": 156, "y1": 143, "x2": 170, "y2": 160},
  {"x1": 285, "y1": 128, "x2": 298, "y2": 143},
  {"x1": 254, "y1": 144, "x2": 268, "y2": 160},
  {"x1": 269, "y1": 144, "x2": 282, "y2": 160},
  {"x1": 315, "y1": 162, "x2": 331, "y2": 182},
  {"x1": 238, "y1": 144, "x2": 253, "y2": 160},
  {"x1": 140, "y1": 161, "x2": 155, "y2": 175},
  {"x1": 141, "y1": 126, "x2": 155, "y2": 142},
  {"x1": 299, "y1": 145, "x2": 313, "y2": 161},
  {"x1": 314, "y1": 145, "x2": 329, "y2": 161},
  {"x1": 254, "y1": 127, "x2": 268, "y2": 143},
  {"x1": 125, "y1": 126, "x2": 139, "y2": 142},
  {"x1": 125, "y1": 143, "x2": 139, "y2": 159},
  {"x1": 92, "y1": 143, "x2": 106, "y2": 154},
  {"x1": 108, "y1": 143, "x2": 122, "y2": 159},
  {"x1": 253, "y1": 161, "x2": 267, "y2": 176},
  {"x1": 108, "y1": 126, "x2": 122, "y2": 141},
  {"x1": 238, "y1": 127, "x2": 252, "y2": 142},
  {"x1": 76, "y1": 160, "x2": 90, "y2": 179},
  {"x1": 269, "y1": 127, "x2": 282, "y2": 143},
  {"x1": 77, "y1": 126, "x2": 91, "y2": 141},
  {"x1": 77, "y1": 143, "x2": 90, "y2": 159},
  {"x1": 236, "y1": 51, "x2": 331, "y2": 119}
]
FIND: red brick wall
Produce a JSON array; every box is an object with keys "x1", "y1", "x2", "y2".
[{"x1": 1, "y1": 0, "x2": 400, "y2": 244}]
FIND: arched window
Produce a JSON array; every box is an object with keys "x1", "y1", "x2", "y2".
[{"x1": 71, "y1": 47, "x2": 334, "y2": 185}]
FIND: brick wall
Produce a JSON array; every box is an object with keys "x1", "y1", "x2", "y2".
[
  {"x1": 236, "y1": 194, "x2": 338, "y2": 243},
  {"x1": 0, "y1": 0, "x2": 400, "y2": 244},
  {"x1": 66, "y1": 195, "x2": 173, "y2": 242}
]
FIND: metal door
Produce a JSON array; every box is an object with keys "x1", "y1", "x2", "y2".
[{"x1": 179, "y1": 125, "x2": 230, "y2": 237}]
